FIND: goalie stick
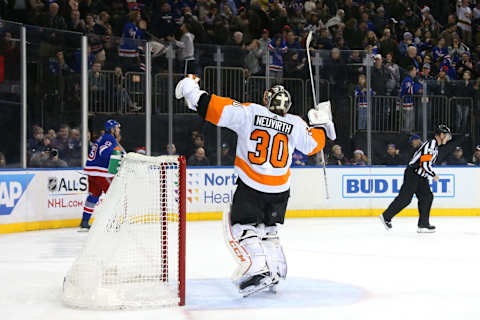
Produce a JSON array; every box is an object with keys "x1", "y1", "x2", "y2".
[{"x1": 306, "y1": 30, "x2": 330, "y2": 199}]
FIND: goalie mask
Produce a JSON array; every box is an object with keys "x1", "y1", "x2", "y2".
[{"x1": 264, "y1": 85, "x2": 292, "y2": 115}]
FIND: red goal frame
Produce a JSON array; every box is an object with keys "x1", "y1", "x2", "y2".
[
  {"x1": 178, "y1": 156, "x2": 186, "y2": 306},
  {"x1": 160, "y1": 155, "x2": 186, "y2": 306}
]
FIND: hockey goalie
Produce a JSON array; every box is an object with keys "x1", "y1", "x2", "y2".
[{"x1": 176, "y1": 75, "x2": 336, "y2": 297}]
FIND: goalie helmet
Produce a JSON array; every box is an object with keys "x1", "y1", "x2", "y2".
[{"x1": 264, "y1": 85, "x2": 292, "y2": 115}]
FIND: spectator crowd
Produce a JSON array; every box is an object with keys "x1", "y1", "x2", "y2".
[{"x1": 26, "y1": 124, "x2": 82, "y2": 167}]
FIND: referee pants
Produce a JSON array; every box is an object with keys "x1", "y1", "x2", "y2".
[{"x1": 382, "y1": 167, "x2": 433, "y2": 227}]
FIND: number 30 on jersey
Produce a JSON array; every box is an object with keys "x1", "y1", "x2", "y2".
[{"x1": 248, "y1": 129, "x2": 289, "y2": 168}]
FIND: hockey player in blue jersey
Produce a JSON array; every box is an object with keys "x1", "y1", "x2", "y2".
[{"x1": 80, "y1": 120, "x2": 124, "y2": 229}]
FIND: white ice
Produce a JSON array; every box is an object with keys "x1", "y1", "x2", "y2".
[{"x1": 1, "y1": 217, "x2": 480, "y2": 320}]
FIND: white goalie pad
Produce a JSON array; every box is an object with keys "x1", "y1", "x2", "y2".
[
  {"x1": 222, "y1": 210, "x2": 268, "y2": 281},
  {"x1": 262, "y1": 226, "x2": 287, "y2": 279},
  {"x1": 222, "y1": 209, "x2": 251, "y2": 281}
]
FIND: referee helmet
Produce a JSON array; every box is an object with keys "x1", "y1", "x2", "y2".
[{"x1": 434, "y1": 124, "x2": 451, "y2": 135}]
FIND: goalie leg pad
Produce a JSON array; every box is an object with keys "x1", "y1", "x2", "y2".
[
  {"x1": 231, "y1": 224, "x2": 269, "y2": 280},
  {"x1": 223, "y1": 209, "x2": 270, "y2": 281},
  {"x1": 262, "y1": 225, "x2": 287, "y2": 279}
]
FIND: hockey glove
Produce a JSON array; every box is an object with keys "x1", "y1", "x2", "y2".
[
  {"x1": 175, "y1": 74, "x2": 207, "y2": 111},
  {"x1": 308, "y1": 101, "x2": 337, "y2": 141}
]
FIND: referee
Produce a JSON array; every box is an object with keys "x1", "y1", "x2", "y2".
[{"x1": 379, "y1": 125, "x2": 452, "y2": 233}]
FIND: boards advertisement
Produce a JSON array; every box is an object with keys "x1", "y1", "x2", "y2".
[{"x1": 1, "y1": 166, "x2": 479, "y2": 233}]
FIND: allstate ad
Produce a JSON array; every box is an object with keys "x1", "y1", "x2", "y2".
[{"x1": 0, "y1": 170, "x2": 96, "y2": 225}]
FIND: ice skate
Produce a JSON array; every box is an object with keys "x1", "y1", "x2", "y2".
[
  {"x1": 239, "y1": 272, "x2": 275, "y2": 298},
  {"x1": 78, "y1": 221, "x2": 91, "y2": 232},
  {"x1": 268, "y1": 274, "x2": 280, "y2": 294},
  {"x1": 417, "y1": 225, "x2": 436, "y2": 233},
  {"x1": 379, "y1": 214, "x2": 392, "y2": 230}
]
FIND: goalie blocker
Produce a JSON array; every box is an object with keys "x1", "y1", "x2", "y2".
[{"x1": 176, "y1": 75, "x2": 335, "y2": 296}]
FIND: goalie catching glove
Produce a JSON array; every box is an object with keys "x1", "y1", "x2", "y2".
[
  {"x1": 308, "y1": 100, "x2": 337, "y2": 141},
  {"x1": 175, "y1": 74, "x2": 207, "y2": 111}
]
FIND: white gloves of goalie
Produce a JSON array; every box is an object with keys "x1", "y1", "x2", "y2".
[
  {"x1": 308, "y1": 101, "x2": 337, "y2": 141},
  {"x1": 175, "y1": 74, "x2": 207, "y2": 111}
]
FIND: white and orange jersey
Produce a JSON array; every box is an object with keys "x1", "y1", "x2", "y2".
[{"x1": 204, "y1": 94, "x2": 325, "y2": 193}]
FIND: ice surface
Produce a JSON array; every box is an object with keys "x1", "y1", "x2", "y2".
[{"x1": 1, "y1": 217, "x2": 479, "y2": 320}]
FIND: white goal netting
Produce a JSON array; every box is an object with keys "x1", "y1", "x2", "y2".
[{"x1": 63, "y1": 153, "x2": 186, "y2": 309}]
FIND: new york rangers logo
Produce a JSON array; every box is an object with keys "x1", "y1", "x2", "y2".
[{"x1": 99, "y1": 141, "x2": 113, "y2": 155}]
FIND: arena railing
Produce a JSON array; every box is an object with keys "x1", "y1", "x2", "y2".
[
  {"x1": 154, "y1": 73, "x2": 186, "y2": 114},
  {"x1": 88, "y1": 70, "x2": 115, "y2": 114},
  {"x1": 203, "y1": 66, "x2": 246, "y2": 103},
  {"x1": 352, "y1": 95, "x2": 401, "y2": 134},
  {"x1": 246, "y1": 76, "x2": 306, "y2": 115},
  {"x1": 448, "y1": 96, "x2": 474, "y2": 134}
]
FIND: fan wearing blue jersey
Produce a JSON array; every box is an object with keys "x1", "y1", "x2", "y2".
[{"x1": 80, "y1": 120, "x2": 124, "y2": 230}]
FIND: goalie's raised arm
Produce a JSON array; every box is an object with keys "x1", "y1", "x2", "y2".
[{"x1": 175, "y1": 75, "x2": 249, "y2": 132}]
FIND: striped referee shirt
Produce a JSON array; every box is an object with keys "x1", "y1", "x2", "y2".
[{"x1": 408, "y1": 139, "x2": 438, "y2": 178}]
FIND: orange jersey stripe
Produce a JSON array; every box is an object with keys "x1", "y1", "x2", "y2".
[
  {"x1": 205, "y1": 94, "x2": 235, "y2": 125},
  {"x1": 420, "y1": 154, "x2": 432, "y2": 163},
  {"x1": 205, "y1": 94, "x2": 250, "y2": 125},
  {"x1": 235, "y1": 156, "x2": 291, "y2": 186},
  {"x1": 307, "y1": 128, "x2": 326, "y2": 156}
]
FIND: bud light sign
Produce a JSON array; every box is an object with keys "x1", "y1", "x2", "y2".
[
  {"x1": 0, "y1": 174, "x2": 35, "y2": 215},
  {"x1": 342, "y1": 174, "x2": 455, "y2": 198}
]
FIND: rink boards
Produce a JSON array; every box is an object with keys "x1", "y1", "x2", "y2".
[{"x1": 0, "y1": 166, "x2": 479, "y2": 233}]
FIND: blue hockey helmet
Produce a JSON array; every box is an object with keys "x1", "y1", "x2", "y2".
[{"x1": 105, "y1": 119, "x2": 120, "y2": 131}]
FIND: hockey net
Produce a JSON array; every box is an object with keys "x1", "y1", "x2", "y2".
[{"x1": 63, "y1": 153, "x2": 186, "y2": 309}]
